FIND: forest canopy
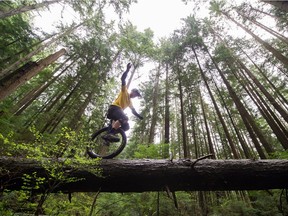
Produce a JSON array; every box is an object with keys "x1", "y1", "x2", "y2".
[{"x1": 0, "y1": 0, "x2": 288, "y2": 215}]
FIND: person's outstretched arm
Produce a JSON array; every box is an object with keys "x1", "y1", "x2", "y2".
[
  {"x1": 121, "y1": 63, "x2": 132, "y2": 86},
  {"x1": 131, "y1": 108, "x2": 143, "y2": 120}
]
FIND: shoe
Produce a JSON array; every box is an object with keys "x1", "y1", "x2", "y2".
[{"x1": 102, "y1": 133, "x2": 120, "y2": 142}]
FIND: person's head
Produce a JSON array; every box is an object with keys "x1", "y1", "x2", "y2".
[{"x1": 130, "y1": 88, "x2": 141, "y2": 98}]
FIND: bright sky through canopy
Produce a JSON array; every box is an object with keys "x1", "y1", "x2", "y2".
[
  {"x1": 125, "y1": 0, "x2": 194, "y2": 39},
  {"x1": 33, "y1": 0, "x2": 196, "y2": 40}
]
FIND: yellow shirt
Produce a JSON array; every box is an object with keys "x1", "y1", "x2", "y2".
[{"x1": 112, "y1": 85, "x2": 133, "y2": 110}]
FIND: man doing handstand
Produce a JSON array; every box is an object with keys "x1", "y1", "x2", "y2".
[{"x1": 102, "y1": 63, "x2": 143, "y2": 142}]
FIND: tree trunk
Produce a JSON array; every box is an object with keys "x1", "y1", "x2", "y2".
[
  {"x1": 68, "y1": 91, "x2": 93, "y2": 131},
  {"x1": 0, "y1": 33, "x2": 56, "y2": 69},
  {"x1": 126, "y1": 60, "x2": 140, "y2": 89},
  {"x1": 1, "y1": 157, "x2": 288, "y2": 192},
  {"x1": 148, "y1": 64, "x2": 161, "y2": 144},
  {"x1": 237, "y1": 44, "x2": 288, "y2": 106},
  {"x1": 212, "y1": 79, "x2": 254, "y2": 159},
  {"x1": 236, "y1": 59, "x2": 288, "y2": 123},
  {"x1": 164, "y1": 63, "x2": 170, "y2": 145},
  {"x1": 243, "y1": 77, "x2": 288, "y2": 149},
  {"x1": 41, "y1": 82, "x2": 80, "y2": 134},
  {"x1": 225, "y1": 61, "x2": 274, "y2": 155},
  {"x1": 0, "y1": 48, "x2": 66, "y2": 101},
  {"x1": 0, "y1": 0, "x2": 62, "y2": 19},
  {"x1": 222, "y1": 11, "x2": 288, "y2": 67},
  {"x1": 236, "y1": 10, "x2": 288, "y2": 45},
  {"x1": 262, "y1": 1, "x2": 288, "y2": 12},
  {"x1": 205, "y1": 47, "x2": 268, "y2": 158},
  {"x1": 13, "y1": 56, "x2": 76, "y2": 115},
  {"x1": 199, "y1": 92, "x2": 216, "y2": 159},
  {"x1": 192, "y1": 45, "x2": 239, "y2": 159},
  {"x1": 1, "y1": 21, "x2": 83, "y2": 77},
  {"x1": 177, "y1": 66, "x2": 189, "y2": 158}
]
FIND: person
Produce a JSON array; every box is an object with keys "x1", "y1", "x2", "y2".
[{"x1": 102, "y1": 63, "x2": 143, "y2": 142}]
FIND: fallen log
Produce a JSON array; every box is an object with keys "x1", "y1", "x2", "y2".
[{"x1": 1, "y1": 157, "x2": 288, "y2": 192}]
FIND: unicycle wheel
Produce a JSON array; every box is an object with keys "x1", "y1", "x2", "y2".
[{"x1": 87, "y1": 127, "x2": 126, "y2": 159}]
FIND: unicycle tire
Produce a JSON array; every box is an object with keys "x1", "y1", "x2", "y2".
[{"x1": 87, "y1": 127, "x2": 127, "y2": 159}]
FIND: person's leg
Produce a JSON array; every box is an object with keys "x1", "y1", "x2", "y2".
[
  {"x1": 119, "y1": 119, "x2": 130, "y2": 131},
  {"x1": 103, "y1": 106, "x2": 127, "y2": 142}
]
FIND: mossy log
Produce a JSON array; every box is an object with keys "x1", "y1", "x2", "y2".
[{"x1": 1, "y1": 157, "x2": 288, "y2": 193}]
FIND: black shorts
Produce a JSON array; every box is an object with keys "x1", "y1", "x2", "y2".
[{"x1": 107, "y1": 105, "x2": 129, "y2": 131}]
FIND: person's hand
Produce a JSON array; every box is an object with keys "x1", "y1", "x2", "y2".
[{"x1": 126, "y1": 63, "x2": 132, "y2": 71}]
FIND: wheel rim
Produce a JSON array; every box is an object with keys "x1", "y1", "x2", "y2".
[{"x1": 89, "y1": 128, "x2": 126, "y2": 158}]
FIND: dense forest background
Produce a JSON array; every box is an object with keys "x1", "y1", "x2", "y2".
[{"x1": 0, "y1": 0, "x2": 288, "y2": 215}]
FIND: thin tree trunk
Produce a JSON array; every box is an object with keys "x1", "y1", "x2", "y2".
[
  {"x1": 225, "y1": 60, "x2": 274, "y2": 155},
  {"x1": 12, "y1": 56, "x2": 75, "y2": 115},
  {"x1": 148, "y1": 64, "x2": 161, "y2": 144},
  {"x1": 261, "y1": 1, "x2": 288, "y2": 12},
  {"x1": 192, "y1": 45, "x2": 239, "y2": 159},
  {"x1": 236, "y1": 10, "x2": 288, "y2": 45},
  {"x1": 212, "y1": 79, "x2": 253, "y2": 159},
  {"x1": 40, "y1": 82, "x2": 80, "y2": 133},
  {"x1": 89, "y1": 190, "x2": 101, "y2": 216},
  {"x1": 0, "y1": 48, "x2": 66, "y2": 101},
  {"x1": 205, "y1": 46, "x2": 268, "y2": 159},
  {"x1": 237, "y1": 44, "x2": 288, "y2": 106},
  {"x1": 176, "y1": 65, "x2": 189, "y2": 158},
  {"x1": 0, "y1": 33, "x2": 57, "y2": 70},
  {"x1": 188, "y1": 93, "x2": 199, "y2": 158},
  {"x1": 236, "y1": 59, "x2": 288, "y2": 123},
  {"x1": 222, "y1": 11, "x2": 288, "y2": 67},
  {"x1": 237, "y1": 69, "x2": 288, "y2": 149},
  {"x1": 249, "y1": 5, "x2": 279, "y2": 20},
  {"x1": 126, "y1": 60, "x2": 140, "y2": 89},
  {"x1": 199, "y1": 91, "x2": 216, "y2": 159},
  {"x1": 68, "y1": 91, "x2": 93, "y2": 131},
  {"x1": 1, "y1": 21, "x2": 83, "y2": 77},
  {"x1": 0, "y1": 0, "x2": 62, "y2": 19},
  {"x1": 164, "y1": 63, "x2": 170, "y2": 145}
]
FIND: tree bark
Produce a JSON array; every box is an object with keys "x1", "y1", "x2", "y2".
[
  {"x1": 0, "y1": 0, "x2": 62, "y2": 19},
  {"x1": 176, "y1": 65, "x2": 189, "y2": 158},
  {"x1": 236, "y1": 9, "x2": 288, "y2": 45},
  {"x1": 1, "y1": 21, "x2": 83, "y2": 77},
  {"x1": 221, "y1": 11, "x2": 288, "y2": 67},
  {"x1": 1, "y1": 157, "x2": 288, "y2": 192},
  {"x1": 199, "y1": 93, "x2": 215, "y2": 159},
  {"x1": 164, "y1": 63, "x2": 170, "y2": 145},
  {"x1": 0, "y1": 48, "x2": 66, "y2": 101},
  {"x1": 205, "y1": 47, "x2": 268, "y2": 158},
  {"x1": 262, "y1": 1, "x2": 288, "y2": 12},
  {"x1": 148, "y1": 64, "x2": 161, "y2": 144},
  {"x1": 236, "y1": 59, "x2": 288, "y2": 123},
  {"x1": 192, "y1": 45, "x2": 239, "y2": 159},
  {"x1": 213, "y1": 79, "x2": 253, "y2": 158},
  {"x1": 13, "y1": 56, "x2": 75, "y2": 115}
]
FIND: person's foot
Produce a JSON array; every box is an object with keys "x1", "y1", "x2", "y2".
[{"x1": 102, "y1": 133, "x2": 120, "y2": 142}]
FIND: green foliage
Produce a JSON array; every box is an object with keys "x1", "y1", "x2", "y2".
[
  {"x1": 269, "y1": 150, "x2": 288, "y2": 159},
  {"x1": 134, "y1": 144, "x2": 162, "y2": 159},
  {"x1": 124, "y1": 142, "x2": 170, "y2": 159},
  {"x1": 212, "y1": 200, "x2": 258, "y2": 216},
  {"x1": 0, "y1": 3, "x2": 38, "y2": 69},
  {"x1": 0, "y1": 190, "x2": 37, "y2": 215},
  {"x1": 43, "y1": 192, "x2": 94, "y2": 215}
]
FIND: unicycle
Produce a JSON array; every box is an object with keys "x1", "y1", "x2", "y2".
[{"x1": 87, "y1": 121, "x2": 127, "y2": 159}]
